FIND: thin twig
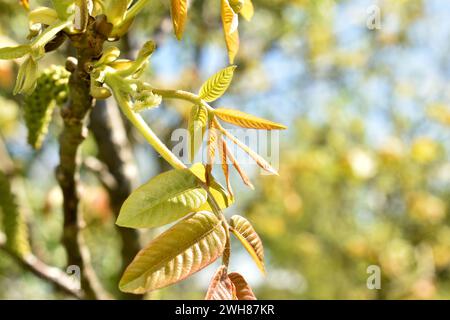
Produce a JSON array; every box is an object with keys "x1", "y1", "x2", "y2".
[{"x1": 0, "y1": 232, "x2": 83, "y2": 299}]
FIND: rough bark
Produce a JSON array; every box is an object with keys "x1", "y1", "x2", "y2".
[{"x1": 56, "y1": 16, "x2": 112, "y2": 300}]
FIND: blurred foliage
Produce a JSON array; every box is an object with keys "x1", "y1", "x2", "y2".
[{"x1": 0, "y1": 0, "x2": 449, "y2": 299}]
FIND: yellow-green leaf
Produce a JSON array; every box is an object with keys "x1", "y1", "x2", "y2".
[
  {"x1": 189, "y1": 163, "x2": 234, "y2": 210},
  {"x1": 119, "y1": 211, "x2": 227, "y2": 293},
  {"x1": 0, "y1": 45, "x2": 30, "y2": 60},
  {"x1": 188, "y1": 104, "x2": 208, "y2": 162},
  {"x1": 205, "y1": 266, "x2": 236, "y2": 300},
  {"x1": 171, "y1": 0, "x2": 188, "y2": 40},
  {"x1": 199, "y1": 65, "x2": 236, "y2": 102},
  {"x1": 116, "y1": 167, "x2": 208, "y2": 228},
  {"x1": 240, "y1": 0, "x2": 254, "y2": 21},
  {"x1": 29, "y1": 7, "x2": 59, "y2": 26},
  {"x1": 229, "y1": 272, "x2": 257, "y2": 300},
  {"x1": 230, "y1": 215, "x2": 265, "y2": 274},
  {"x1": 215, "y1": 108, "x2": 287, "y2": 130},
  {"x1": 221, "y1": 0, "x2": 240, "y2": 64},
  {"x1": 14, "y1": 56, "x2": 38, "y2": 95}
]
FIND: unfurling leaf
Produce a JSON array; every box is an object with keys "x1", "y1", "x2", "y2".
[
  {"x1": 188, "y1": 104, "x2": 208, "y2": 162},
  {"x1": 119, "y1": 211, "x2": 227, "y2": 293},
  {"x1": 14, "y1": 56, "x2": 38, "y2": 95},
  {"x1": 104, "y1": 0, "x2": 129, "y2": 25},
  {"x1": 230, "y1": 215, "x2": 265, "y2": 274},
  {"x1": 0, "y1": 45, "x2": 31, "y2": 60},
  {"x1": 171, "y1": 0, "x2": 188, "y2": 40},
  {"x1": 219, "y1": 137, "x2": 234, "y2": 197},
  {"x1": 205, "y1": 266, "x2": 236, "y2": 300},
  {"x1": 29, "y1": 7, "x2": 59, "y2": 26},
  {"x1": 240, "y1": 0, "x2": 254, "y2": 21},
  {"x1": 215, "y1": 108, "x2": 287, "y2": 130},
  {"x1": 220, "y1": 124, "x2": 278, "y2": 175},
  {"x1": 221, "y1": 0, "x2": 240, "y2": 64},
  {"x1": 223, "y1": 138, "x2": 254, "y2": 189},
  {"x1": 116, "y1": 167, "x2": 209, "y2": 228},
  {"x1": 199, "y1": 65, "x2": 236, "y2": 102},
  {"x1": 190, "y1": 163, "x2": 235, "y2": 210},
  {"x1": 229, "y1": 272, "x2": 257, "y2": 300},
  {"x1": 73, "y1": 0, "x2": 89, "y2": 32},
  {"x1": 0, "y1": 171, "x2": 31, "y2": 257}
]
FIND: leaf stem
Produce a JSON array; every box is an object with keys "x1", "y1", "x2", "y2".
[{"x1": 113, "y1": 92, "x2": 186, "y2": 170}]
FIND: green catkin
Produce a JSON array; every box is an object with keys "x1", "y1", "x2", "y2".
[
  {"x1": 0, "y1": 171, "x2": 31, "y2": 257},
  {"x1": 24, "y1": 65, "x2": 70, "y2": 149}
]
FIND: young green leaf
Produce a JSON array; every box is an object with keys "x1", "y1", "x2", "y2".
[
  {"x1": 171, "y1": 0, "x2": 188, "y2": 40},
  {"x1": 13, "y1": 56, "x2": 38, "y2": 95},
  {"x1": 199, "y1": 65, "x2": 236, "y2": 102},
  {"x1": 230, "y1": 215, "x2": 265, "y2": 274},
  {"x1": 29, "y1": 7, "x2": 59, "y2": 26},
  {"x1": 205, "y1": 266, "x2": 236, "y2": 300},
  {"x1": 116, "y1": 167, "x2": 208, "y2": 228},
  {"x1": 221, "y1": 0, "x2": 240, "y2": 64},
  {"x1": 229, "y1": 272, "x2": 257, "y2": 300},
  {"x1": 119, "y1": 211, "x2": 227, "y2": 293},
  {"x1": 215, "y1": 108, "x2": 287, "y2": 130},
  {"x1": 198, "y1": 179, "x2": 235, "y2": 211},
  {"x1": 0, "y1": 45, "x2": 30, "y2": 60},
  {"x1": 188, "y1": 104, "x2": 208, "y2": 162}
]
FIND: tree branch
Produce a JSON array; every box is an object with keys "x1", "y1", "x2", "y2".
[
  {"x1": 0, "y1": 232, "x2": 83, "y2": 299},
  {"x1": 89, "y1": 99, "x2": 143, "y2": 299},
  {"x1": 56, "y1": 16, "x2": 111, "y2": 300}
]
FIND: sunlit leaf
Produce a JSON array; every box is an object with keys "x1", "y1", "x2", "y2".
[
  {"x1": 240, "y1": 0, "x2": 254, "y2": 21},
  {"x1": 190, "y1": 164, "x2": 235, "y2": 210},
  {"x1": 221, "y1": 0, "x2": 240, "y2": 64},
  {"x1": 116, "y1": 167, "x2": 208, "y2": 228},
  {"x1": 0, "y1": 45, "x2": 30, "y2": 60},
  {"x1": 215, "y1": 108, "x2": 287, "y2": 130},
  {"x1": 199, "y1": 65, "x2": 236, "y2": 102},
  {"x1": 171, "y1": 0, "x2": 188, "y2": 40},
  {"x1": 229, "y1": 272, "x2": 257, "y2": 300},
  {"x1": 205, "y1": 266, "x2": 236, "y2": 300},
  {"x1": 119, "y1": 211, "x2": 227, "y2": 293},
  {"x1": 230, "y1": 215, "x2": 265, "y2": 274},
  {"x1": 29, "y1": 7, "x2": 59, "y2": 26}
]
